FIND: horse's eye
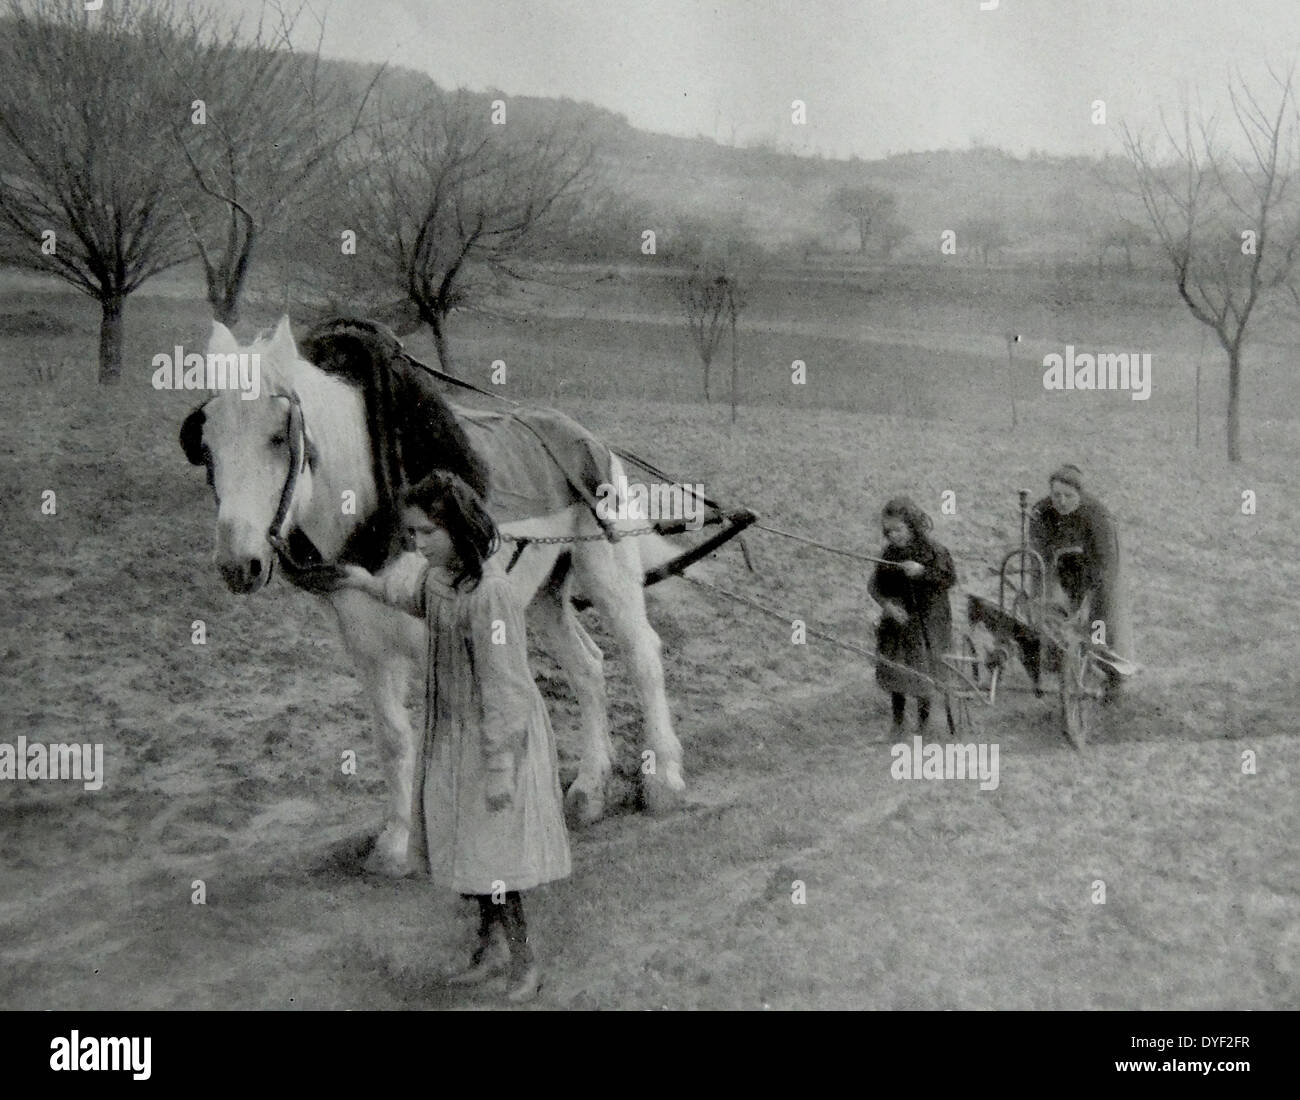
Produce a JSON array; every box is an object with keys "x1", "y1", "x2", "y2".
[{"x1": 270, "y1": 433, "x2": 287, "y2": 447}]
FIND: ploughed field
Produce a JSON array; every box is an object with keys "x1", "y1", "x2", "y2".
[{"x1": 1, "y1": 266, "x2": 1296, "y2": 1009}]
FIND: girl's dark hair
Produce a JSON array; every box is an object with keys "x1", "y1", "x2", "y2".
[
  {"x1": 400, "y1": 470, "x2": 499, "y2": 589},
  {"x1": 881, "y1": 495, "x2": 933, "y2": 542}
]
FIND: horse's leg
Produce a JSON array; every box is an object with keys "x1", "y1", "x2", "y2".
[
  {"x1": 361, "y1": 654, "x2": 421, "y2": 876},
  {"x1": 329, "y1": 589, "x2": 422, "y2": 876},
  {"x1": 529, "y1": 580, "x2": 614, "y2": 826},
  {"x1": 572, "y1": 537, "x2": 685, "y2": 813}
]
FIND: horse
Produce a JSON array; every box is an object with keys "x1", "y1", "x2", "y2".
[{"x1": 179, "y1": 315, "x2": 686, "y2": 875}]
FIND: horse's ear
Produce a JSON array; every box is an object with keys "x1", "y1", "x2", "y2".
[
  {"x1": 180, "y1": 405, "x2": 207, "y2": 465},
  {"x1": 209, "y1": 321, "x2": 239, "y2": 358},
  {"x1": 269, "y1": 315, "x2": 297, "y2": 359}
]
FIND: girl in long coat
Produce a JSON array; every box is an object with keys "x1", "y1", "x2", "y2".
[
  {"x1": 1028, "y1": 463, "x2": 1133, "y2": 698},
  {"x1": 868, "y1": 497, "x2": 956, "y2": 732},
  {"x1": 337, "y1": 471, "x2": 570, "y2": 1003}
]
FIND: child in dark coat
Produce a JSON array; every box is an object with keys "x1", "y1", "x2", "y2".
[{"x1": 868, "y1": 496, "x2": 956, "y2": 733}]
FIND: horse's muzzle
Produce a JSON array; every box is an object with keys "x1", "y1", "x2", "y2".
[{"x1": 219, "y1": 556, "x2": 272, "y2": 594}]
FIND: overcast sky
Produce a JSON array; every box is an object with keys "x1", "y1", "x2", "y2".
[{"x1": 241, "y1": 0, "x2": 1300, "y2": 160}]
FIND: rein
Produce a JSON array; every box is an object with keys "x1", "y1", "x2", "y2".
[{"x1": 265, "y1": 392, "x2": 316, "y2": 573}]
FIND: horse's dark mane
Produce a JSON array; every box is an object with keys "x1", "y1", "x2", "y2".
[{"x1": 297, "y1": 317, "x2": 491, "y2": 572}]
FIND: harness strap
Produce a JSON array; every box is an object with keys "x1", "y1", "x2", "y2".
[
  {"x1": 268, "y1": 393, "x2": 307, "y2": 545},
  {"x1": 506, "y1": 412, "x2": 619, "y2": 542},
  {"x1": 505, "y1": 538, "x2": 530, "y2": 573},
  {"x1": 396, "y1": 350, "x2": 739, "y2": 536}
]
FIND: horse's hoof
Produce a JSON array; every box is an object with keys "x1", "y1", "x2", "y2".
[
  {"x1": 642, "y1": 769, "x2": 686, "y2": 816},
  {"x1": 364, "y1": 845, "x2": 415, "y2": 877},
  {"x1": 564, "y1": 781, "x2": 605, "y2": 828},
  {"x1": 364, "y1": 826, "x2": 415, "y2": 877}
]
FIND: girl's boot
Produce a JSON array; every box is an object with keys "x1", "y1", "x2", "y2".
[
  {"x1": 445, "y1": 898, "x2": 510, "y2": 986},
  {"x1": 501, "y1": 894, "x2": 542, "y2": 1003},
  {"x1": 889, "y1": 692, "x2": 907, "y2": 738}
]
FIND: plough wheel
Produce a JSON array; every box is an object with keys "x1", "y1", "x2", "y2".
[{"x1": 1059, "y1": 640, "x2": 1107, "y2": 749}]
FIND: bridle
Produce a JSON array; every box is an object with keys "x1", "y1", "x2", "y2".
[
  {"x1": 264, "y1": 391, "x2": 317, "y2": 573},
  {"x1": 202, "y1": 387, "x2": 354, "y2": 580}
]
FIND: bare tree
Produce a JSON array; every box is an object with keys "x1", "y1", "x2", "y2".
[
  {"x1": 879, "y1": 213, "x2": 911, "y2": 260},
  {"x1": 827, "y1": 184, "x2": 898, "y2": 255},
  {"x1": 674, "y1": 223, "x2": 759, "y2": 411},
  {"x1": 792, "y1": 232, "x2": 825, "y2": 264},
  {"x1": 1095, "y1": 219, "x2": 1150, "y2": 275},
  {"x1": 166, "y1": 2, "x2": 381, "y2": 325},
  {"x1": 678, "y1": 263, "x2": 731, "y2": 405},
  {"x1": 1121, "y1": 64, "x2": 1300, "y2": 461},
  {"x1": 960, "y1": 214, "x2": 1012, "y2": 265},
  {"x1": 523, "y1": 184, "x2": 652, "y2": 263},
  {"x1": 340, "y1": 83, "x2": 594, "y2": 371},
  {"x1": 0, "y1": 0, "x2": 196, "y2": 382}
]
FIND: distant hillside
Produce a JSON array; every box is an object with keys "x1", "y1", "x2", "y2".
[
  {"x1": 324, "y1": 57, "x2": 1149, "y2": 263},
  {"x1": 595, "y1": 125, "x2": 1144, "y2": 259}
]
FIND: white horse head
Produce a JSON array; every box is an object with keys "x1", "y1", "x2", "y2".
[{"x1": 179, "y1": 316, "x2": 376, "y2": 593}]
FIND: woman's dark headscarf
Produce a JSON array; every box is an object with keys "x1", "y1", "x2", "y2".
[{"x1": 1049, "y1": 463, "x2": 1085, "y2": 493}]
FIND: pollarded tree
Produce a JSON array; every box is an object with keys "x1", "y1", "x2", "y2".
[
  {"x1": 0, "y1": 0, "x2": 197, "y2": 382},
  {"x1": 1121, "y1": 63, "x2": 1300, "y2": 461},
  {"x1": 338, "y1": 82, "x2": 595, "y2": 371}
]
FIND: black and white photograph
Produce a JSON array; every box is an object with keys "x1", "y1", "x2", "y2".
[{"x1": 1, "y1": 0, "x2": 1296, "y2": 1041}]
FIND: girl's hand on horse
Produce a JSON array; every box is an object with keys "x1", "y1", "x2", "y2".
[
  {"x1": 338, "y1": 564, "x2": 372, "y2": 587},
  {"x1": 486, "y1": 769, "x2": 513, "y2": 812},
  {"x1": 898, "y1": 560, "x2": 925, "y2": 579}
]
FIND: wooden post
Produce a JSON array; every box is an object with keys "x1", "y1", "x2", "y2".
[
  {"x1": 1004, "y1": 333, "x2": 1018, "y2": 430},
  {"x1": 728, "y1": 281, "x2": 739, "y2": 424},
  {"x1": 1195, "y1": 326, "x2": 1204, "y2": 449}
]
